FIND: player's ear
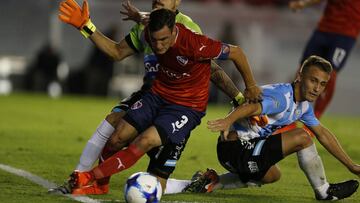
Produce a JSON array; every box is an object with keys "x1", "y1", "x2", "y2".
[{"x1": 295, "y1": 72, "x2": 302, "y2": 82}]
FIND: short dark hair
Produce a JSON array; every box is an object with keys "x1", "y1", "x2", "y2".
[
  {"x1": 148, "y1": 8, "x2": 176, "y2": 33},
  {"x1": 300, "y1": 55, "x2": 333, "y2": 74}
]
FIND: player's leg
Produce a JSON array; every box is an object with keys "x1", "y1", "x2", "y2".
[
  {"x1": 48, "y1": 91, "x2": 144, "y2": 195},
  {"x1": 148, "y1": 139, "x2": 191, "y2": 194},
  {"x1": 74, "y1": 100, "x2": 204, "y2": 189},
  {"x1": 75, "y1": 111, "x2": 124, "y2": 172},
  {"x1": 313, "y1": 33, "x2": 356, "y2": 118},
  {"x1": 75, "y1": 90, "x2": 145, "y2": 172},
  {"x1": 282, "y1": 128, "x2": 358, "y2": 200},
  {"x1": 68, "y1": 91, "x2": 162, "y2": 194},
  {"x1": 87, "y1": 126, "x2": 161, "y2": 182},
  {"x1": 149, "y1": 103, "x2": 205, "y2": 194},
  {"x1": 184, "y1": 132, "x2": 284, "y2": 193}
]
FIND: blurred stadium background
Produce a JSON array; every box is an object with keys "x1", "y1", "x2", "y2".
[{"x1": 0, "y1": 0, "x2": 359, "y2": 115}]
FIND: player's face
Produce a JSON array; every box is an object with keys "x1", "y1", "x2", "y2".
[
  {"x1": 149, "y1": 26, "x2": 176, "y2": 54},
  {"x1": 299, "y1": 65, "x2": 330, "y2": 102},
  {"x1": 152, "y1": 0, "x2": 179, "y2": 11}
]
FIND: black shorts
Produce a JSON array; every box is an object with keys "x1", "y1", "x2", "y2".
[
  {"x1": 146, "y1": 136, "x2": 189, "y2": 179},
  {"x1": 217, "y1": 134, "x2": 283, "y2": 183}
]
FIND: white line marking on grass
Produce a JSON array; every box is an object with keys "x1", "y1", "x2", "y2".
[
  {"x1": 0, "y1": 163, "x2": 100, "y2": 203},
  {"x1": 0, "y1": 163, "x2": 202, "y2": 203}
]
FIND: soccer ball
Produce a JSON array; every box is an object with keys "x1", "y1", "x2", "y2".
[{"x1": 124, "y1": 172, "x2": 162, "y2": 203}]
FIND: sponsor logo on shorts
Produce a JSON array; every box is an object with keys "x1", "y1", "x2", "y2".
[
  {"x1": 171, "y1": 115, "x2": 188, "y2": 133},
  {"x1": 332, "y1": 48, "x2": 346, "y2": 67},
  {"x1": 248, "y1": 161, "x2": 259, "y2": 173},
  {"x1": 131, "y1": 99, "x2": 143, "y2": 110}
]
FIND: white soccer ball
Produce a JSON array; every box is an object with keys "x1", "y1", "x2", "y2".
[{"x1": 124, "y1": 172, "x2": 162, "y2": 203}]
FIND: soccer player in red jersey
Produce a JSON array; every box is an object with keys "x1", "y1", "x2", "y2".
[
  {"x1": 50, "y1": 0, "x2": 254, "y2": 195},
  {"x1": 57, "y1": 7, "x2": 262, "y2": 193},
  {"x1": 290, "y1": 0, "x2": 360, "y2": 118}
]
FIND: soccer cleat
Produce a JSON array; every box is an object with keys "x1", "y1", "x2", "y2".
[
  {"x1": 71, "y1": 181, "x2": 109, "y2": 195},
  {"x1": 316, "y1": 180, "x2": 359, "y2": 201},
  {"x1": 70, "y1": 170, "x2": 94, "y2": 188},
  {"x1": 48, "y1": 171, "x2": 95, "y2": 195},
  {"x1": 48, "y1": 182, "x2": 72, "y2": 194},
  {"x1": 182, "y1": 168, "x2": 219, "y2": 193}
]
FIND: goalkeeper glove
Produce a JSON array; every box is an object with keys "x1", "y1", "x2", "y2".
[{"x1": 58, "y1": 0, "x2": 96, "y2": 38}]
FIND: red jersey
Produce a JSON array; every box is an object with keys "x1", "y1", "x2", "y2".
[
  {"x1": 318, "y1": 0, "x2": 360, "y2": 38},
  {"x1": 146, "y1": 23, "x2": 223, "y2": 112}
]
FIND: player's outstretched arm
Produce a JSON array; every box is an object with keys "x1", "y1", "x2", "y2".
[
  {"x1": 227, "y1": 46, "x2": 262, "y2": 103},
  {"x1": 309, "y1": 124, "x2": 360, "y2": 177},
  {"x1": 89, "y1": 31, "x2": 135, "y2": 61},
  {"x1": 58, "y1": 0, "x2": 135, "y2": 61},
  {"x1": 208, "y1": 103, "x2": 262, "y2": 139},
  {"x1": 210, "y1": 61, "x2": 245, "y2": 105},
  {"x1": 289, "y1": 0, "x2": 323, "y2": 11}
]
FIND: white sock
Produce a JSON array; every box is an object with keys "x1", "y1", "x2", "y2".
[
  {"x1": 75, "y1": 120, "x2": 115, "y2": 171},
  {"x1": 164, "y1": 178, "x2": 191, "y2": 194},
  {"x1": 297, "y1": 143, "x2": 329, "y2": 199},
  {"x1": 217, "y1": 172, "x2": 261, "y2": 190}
]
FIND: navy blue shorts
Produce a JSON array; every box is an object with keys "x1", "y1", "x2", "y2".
[
  {"x1": 123, "y1": 91, "x2": 205, "y2": 178},
  {"x1": 301, "y1": 30, "x2": 356, "y2": 72},
  {"x1": 123, "y1": 91, "x2": 205, "y2": 145}
]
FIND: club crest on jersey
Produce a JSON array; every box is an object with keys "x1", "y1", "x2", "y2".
[
  {"x1": 176, "y1": 56, "x2": 189, "y2": 66},
  {"x1": 131, "y1": 99, "x2": 143, "y2": 110}
]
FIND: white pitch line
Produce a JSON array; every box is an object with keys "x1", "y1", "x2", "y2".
[
  {"x1": 0, "y1": 163, "x2": 101, "y2": 203},
  {"x1": 0, "y1": 163, "x2": 206, "y2": 203}
]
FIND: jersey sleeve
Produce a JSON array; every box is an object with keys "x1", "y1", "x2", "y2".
[
  {"x1": 300, "y1": 104, "x2": 320, "y2": 127},
  {"x1": 260, "y1": 88, "x2": 287, "y2": 115},
  {"x1": 190, "y1": 33, "x2": 223, "y2": 61},
  {"x1": 126, "y1": 24, "x2": 146, "y2": 52}
]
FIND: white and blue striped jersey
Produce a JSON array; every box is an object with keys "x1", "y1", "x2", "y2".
[{"x1": 232, "y1": 83, "x2": 319, "y2": 140}]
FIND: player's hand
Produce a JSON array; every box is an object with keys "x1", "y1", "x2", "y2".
[
  {"x1": 59, "y1": 0, "x2": 89, "y2": 29},
  {"x1": 120, "y1": 0, "x2": 149, "y2": 24},
  {"x1": 244, "y1": 85, "x2": 262, "y2": 103},
  {"x1": 207, "y1": 119, "x2": 231, "y2": 140},
  {"x1": 289, "y1": 0, "x2": 306, "y2": 12}
]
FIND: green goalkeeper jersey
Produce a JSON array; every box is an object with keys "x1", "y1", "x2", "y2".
[{"x1": 124, "y1": 11, "x2": 202, "y2": 90}]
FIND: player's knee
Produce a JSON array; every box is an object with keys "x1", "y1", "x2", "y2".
[
  {"x1": 292, "y1": 128, "x2": 312, "y2": 150},
  {"x1": 105, "y1": 112, "x2": 124, "y2": 127},
  {"x1": 108, "y1": 129, "x2": 128, "y2": 150},
  {"x1": 262, "y1": 166, "x2": 281, "y2": 184},
  {"x1": 296, "y1": 129, "x2": 313, "y2": 148},
  {"x1": 135, "y1": 133, "x2": 161, "y2": 152}
]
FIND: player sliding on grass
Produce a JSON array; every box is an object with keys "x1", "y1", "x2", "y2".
[
  {"x1": 51, "y1": 2, "x2": 262, "y2": 195},
  {"x1": 49, "y1": 0, "x2": 249, "y2": 195},
  {"x1": 181, "y1": 56, "x2": 360, "y2": 200}
]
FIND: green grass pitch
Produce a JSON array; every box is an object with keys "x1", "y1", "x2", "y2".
[{"x1": 0, "y1": 93, "x2": 359, "y2": 203}]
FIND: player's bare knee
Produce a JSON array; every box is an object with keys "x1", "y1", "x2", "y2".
[
  {"x1": 108, "y1": 129, "x2": 127, "y2": 149},
  {"x1": 262, "y1": 167, "x2": 281, "y2": 184},
  {"x1": 297, "y1": 129, "x2": 313, "y2": 148},
  {"x1": 290, "y1": 128, "x2": 312, "y2": 149}
]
